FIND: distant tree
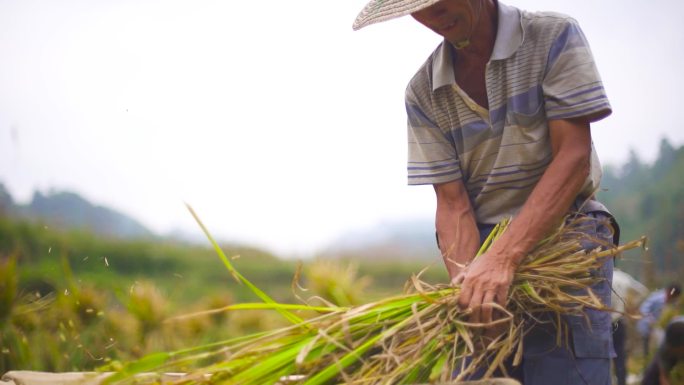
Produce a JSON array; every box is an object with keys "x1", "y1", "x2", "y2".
[
  {"x1": 600, "y1": 164, "x2": 620, "y2": 194},
  {"x1": 598, "y1": 138, "x2": 684, "y2": 284},
  {"x1": 0, "y1": 183, "x2": 15, "y2": 216},
  {"x1": 621, "y1": 149, "x2": 645, "y2": 180},
  {"x1": 653, "y1": 137, "x2": 677, "y2": 179}
]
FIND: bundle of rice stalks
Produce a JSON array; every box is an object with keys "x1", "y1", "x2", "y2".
[{"x1": 102, "y1": 209, "x2": 645, "y2": 385}]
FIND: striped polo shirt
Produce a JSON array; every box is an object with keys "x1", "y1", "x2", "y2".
[{"x1": 405, "y1": 2, "x2": 611, "y2": 225}]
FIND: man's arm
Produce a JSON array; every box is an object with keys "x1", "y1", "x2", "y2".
[
  {"x1": 640, "y1": 292, "x2": 660, "y2": 315},
  {"x1": 434, "y1": 180, "x2": 480, "y2": 280},
  {"x1": 455, "y1": 117, "x2": 593, "y2": 324}
]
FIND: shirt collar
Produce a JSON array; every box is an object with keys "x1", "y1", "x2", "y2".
[{"x1": 432, "y1": 1, "x2": 524, "y2": 91}]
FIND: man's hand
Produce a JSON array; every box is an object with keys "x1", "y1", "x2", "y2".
[{"x1": 453, "y1": 249, "x2": 517, "y2": 325}]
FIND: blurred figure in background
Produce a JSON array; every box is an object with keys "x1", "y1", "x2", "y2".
[
  {"x1": 639, "y1": 283, "x2": 682, "y2": 358},
  {"x1": 641, "y1": 317, "x2": 684, "y2": 385},
  {"x1": 612, "y1": 269, "x2": 650, "y2": 385},
  {"x1": 658, "y1": 290, "x2": 684, "y2": 331}
]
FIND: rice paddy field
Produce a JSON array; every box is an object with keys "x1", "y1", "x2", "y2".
[{"x1": 0, "y1": 214, "x2": 447, "y2": 373}]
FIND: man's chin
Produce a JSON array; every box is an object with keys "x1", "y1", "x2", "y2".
[{"x1": 452, "y1": 39, "x2": 471, "y2": 49}]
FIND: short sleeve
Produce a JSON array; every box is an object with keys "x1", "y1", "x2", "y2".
[
  {"x1": 542, "y1": 19, "x2": 612, "y2": 123},
  {"x1": 405, "y1": 85, "x2": 462, "y2": 185}
]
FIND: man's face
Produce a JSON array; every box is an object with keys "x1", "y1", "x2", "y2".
[{"x1": 411, "y1": 0, "x2": 480, "y2": 46}]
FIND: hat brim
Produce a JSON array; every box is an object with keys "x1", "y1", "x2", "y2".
[{"x1": 352, "y1": 0, "x2": 444, "y2": 30}]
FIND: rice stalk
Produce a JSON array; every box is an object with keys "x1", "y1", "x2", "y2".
[{"x1": 102, "y1": 212, "x2": 646, "y2": 385}]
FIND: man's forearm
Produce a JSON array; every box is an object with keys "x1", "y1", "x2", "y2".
[
  {"x1": 434, "y1": 181, "x2": 480, "y2": 280},
  {"x1": 486, "y1": 119, "x2": 592, "y2": 266}
]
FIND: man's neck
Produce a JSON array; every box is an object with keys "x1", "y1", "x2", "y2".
[{"x1": 452, "y1": 0, "x2": 498, "y2": 65}]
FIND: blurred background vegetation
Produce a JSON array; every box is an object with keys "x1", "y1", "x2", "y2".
[
  {"x1": 0, "y1": 139, "x2": 682, "y2": 373},
  {"x1": 0, "y1": 212, "x2": 447, "y2": 372},
  {"x1": 597, "y1": 138, "x2": 684, "y2": 285}
]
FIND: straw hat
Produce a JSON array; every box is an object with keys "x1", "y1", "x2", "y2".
[{"x1": 352, "y1": 0, "x2": 444, "y2": 30}]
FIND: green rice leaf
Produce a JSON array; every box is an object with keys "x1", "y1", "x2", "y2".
[
  {"x1": 428, "y1": 351, "x2": 449, "y2": 381},
  {"x1": 186, "y1": 203, "x2": 305, "y2": 326}
]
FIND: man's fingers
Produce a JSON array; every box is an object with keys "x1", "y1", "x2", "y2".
[
  {"x1": 467, "y1": 290, "x2": 484, "y2": 325},
  {"x1": 496, "y1": 286, "x2": 509, "y2": 307},
  {"x1": 457, "y1": 281, "x2": 472, "y2": 310},
  {"x1": 481, "y1": 290, "x2": 496, "y2": 324}
]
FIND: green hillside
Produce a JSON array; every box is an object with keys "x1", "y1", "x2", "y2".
[
  {"x1": 0, "y1": 216, "x2": 307, "y2": 305},
  {"x1": 0, "y1": 185, "x2": 153, "y2": 239}
]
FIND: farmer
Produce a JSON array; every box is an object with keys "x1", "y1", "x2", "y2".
[{"x1": 353, "y1": 0, "x2": 618, "y2": 384}]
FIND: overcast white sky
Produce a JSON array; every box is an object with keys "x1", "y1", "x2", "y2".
[{"x1": 1, "y1": 0, "x2": 683, "y2": 257}]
